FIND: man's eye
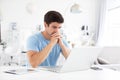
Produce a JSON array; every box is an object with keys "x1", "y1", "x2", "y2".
[
  {"x1": 52, "y1": 26, "x2": 61, "y2": 29},
  {"x1": 53, "y1": 27, "x2": 57, "y2": 29},
  {"x1": 59, "y1": 27, "x2": 61, "y2": 29}
]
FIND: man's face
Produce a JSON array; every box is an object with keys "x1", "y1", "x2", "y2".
[{"x1": 45, "y1": 22, "x2": 62, "y2": 36}]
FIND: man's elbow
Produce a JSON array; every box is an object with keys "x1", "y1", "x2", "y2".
[
  {"x1": 30, "y1": 61, "x2": 39, "y2": 68},
  {"x1": 31, "y1": 64, "x2": 38, "y2": 68}
]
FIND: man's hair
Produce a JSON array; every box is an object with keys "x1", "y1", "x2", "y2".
[{"x1": 44, "y1": 11, "x2": 64, "y2": 25}]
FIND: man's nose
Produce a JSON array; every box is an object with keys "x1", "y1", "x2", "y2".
[{"x1": 55, "y1": 28, "x2": 59, "y2": 32}]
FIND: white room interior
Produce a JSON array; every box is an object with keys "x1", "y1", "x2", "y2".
[{"x1": 0, "y1": 0, "x2": 120, "y2": 66}]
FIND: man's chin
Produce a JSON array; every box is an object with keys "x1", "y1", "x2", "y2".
[{"x1": 46, "y1": 31, "x2": 52, "y2": 36}]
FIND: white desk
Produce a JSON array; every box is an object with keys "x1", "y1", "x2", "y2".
[{"x1": 0, "y1": 66, "x2": 120, "y2": 80}]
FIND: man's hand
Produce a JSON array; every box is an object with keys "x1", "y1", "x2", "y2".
[
  {"x1": 50, "y1": 32, "x2": 61, "y2": 46},
  {"x1": 54, "y1": 32, "x2": 64, "y2": 46},
  {"x1": 50, "y1": 32, "x2": 70, "y2": 59},
  {"x1": 58, "y1": 35, "x2": 63, "y2": 46}
]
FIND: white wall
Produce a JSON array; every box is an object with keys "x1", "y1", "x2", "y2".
[
  {"x1": 0, "y1": 0, "x2": 102, "y2": 66},
  {"x1": 1, "y1": 0, "x2": 101, "y2": 49}
]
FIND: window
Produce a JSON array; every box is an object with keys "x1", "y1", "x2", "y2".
[
  {"x1": 106, "y1": 7, "x2": 120, "y2": 46},
  {"x1": 98, "y1": 0, "x2": 120, "y2": 46}
]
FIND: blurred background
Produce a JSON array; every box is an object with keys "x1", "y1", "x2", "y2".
[{"x1": 0, "y1": 0, "x2": 120, "y2": 66}]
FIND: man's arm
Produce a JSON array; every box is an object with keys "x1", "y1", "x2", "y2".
[
  {"x1": 58, "y1": 38, "x2": 70, "y2": 59},
  {"x1": 27, "y1": 42, "x2": 54, "y2": 68},
  {"x1": 27, "y1": 34, "x2": 59, "y2": 68}
]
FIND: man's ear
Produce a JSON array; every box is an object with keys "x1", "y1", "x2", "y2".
[
  {"x1": 44, "y1": 22, "x2": 48, "y2": 28},
  {"x1": 44, "y1": 22, "x2": 47, "y2": 27}
]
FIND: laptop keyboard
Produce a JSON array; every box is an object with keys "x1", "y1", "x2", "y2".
[{"x1": 38, "y1": 66, "x2": 62, "y2": 72}]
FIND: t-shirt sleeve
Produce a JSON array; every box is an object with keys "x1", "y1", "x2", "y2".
[{"x1": 26, "y1": 36, "x2": 39, "y2": 52}]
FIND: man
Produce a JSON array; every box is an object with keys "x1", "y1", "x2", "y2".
[{"x1": 27, "y1": 11, "x2": 70, "y2": 68}]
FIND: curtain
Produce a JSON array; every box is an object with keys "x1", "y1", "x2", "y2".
[{"x1": 95, "y1": 0, "x2": 107, "y2": 46}]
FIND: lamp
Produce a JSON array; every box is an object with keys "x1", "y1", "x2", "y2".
[
  {"x1": 70, "y1": 3, "x2": 82, "y2": 13},
  {"x1": 26, "y1": 2, "x2": 37, "y2": 14}
]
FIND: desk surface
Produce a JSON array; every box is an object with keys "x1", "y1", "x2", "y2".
[{"x1": 0, "y1": 66, "x2": 120, "y2": 80}]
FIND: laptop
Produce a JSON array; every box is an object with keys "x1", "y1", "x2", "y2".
[{"x1": 39, "y1": 47, "x2": 102, "y2": 73}]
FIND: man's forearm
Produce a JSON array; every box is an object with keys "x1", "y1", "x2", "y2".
[
  {"x1": 59, "y1": 43, "x2": 70, "y2": 59},
  {"x1": 28, "y1": 42, "x2": 54, "y2": 68}
]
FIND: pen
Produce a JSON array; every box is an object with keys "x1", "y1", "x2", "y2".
[{"x1": 4, "y1": 71, "x2": 17, "y2": 74}]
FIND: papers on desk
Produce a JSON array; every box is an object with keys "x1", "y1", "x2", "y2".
[{"x1": 4, "y1": 68, "x2": 38, "y2": 75}]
